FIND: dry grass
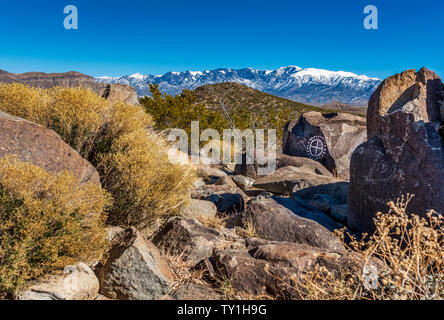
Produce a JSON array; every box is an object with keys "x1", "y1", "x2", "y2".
[
  {"x1": 164, "y1": 252, "x2": 207, "y2": 292},
  {"x1": 216, "y1": 275, "x2": 274, "y2": 300},
  {"x1": 0, "y1": 157, "x2": 109, "y2": 296},
  {"x1": 237, "y1": 220, "x2": 257, "y2": 239},
  {"x1": 197, "y1": 215, "x2": 226, "y2": 231},
  {"x1": 295, "y1": 195, "x2": 444, "y2": 300}
]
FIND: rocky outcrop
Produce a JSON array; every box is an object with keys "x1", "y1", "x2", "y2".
[
  {"x1": 15, "y1": 263, "x2": 99, "y2": 300},
  {"x1": 0, "y1": 111, "x2": 100, "y2": 185},
  {"x1": 96, "y1": 228, "x2": 173, "y2": 300},
  {"x1": 235, "y1": 152, "x2": 332, "y2": 179},
  {"x1": 152, "y1": 217, "x2": 221, "y2": 266},
  {"x1": 0, "y1": 70, "x2": 139, "y2": 105},
  {"x1": 348, "y1": 68, "x2": 444, "y2": 234},
  {"x1": 367, "y1": 67, "x2": 444, "y2": 139},
  {"x1": 238, "y1": 196, "x2": 344, "y2": 251},
  {"x1": 282, "y1": 112, "x2": 367, "y2": 180}
]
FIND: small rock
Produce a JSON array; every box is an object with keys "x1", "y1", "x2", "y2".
[
  {"x1": 193, "y1": 185, "x2": 248, "y2": 214},
  {"x1": 152, "y1": 217, "x2": 221, "y2": 266},
  {"x1": 232, "y1": 175, "x2": 255, "y2": 190},
  {"x1": 15, "y1": 263, "x2": 99, "y2": 300},
  {"x1": 180, "y1": 199, "x2": 217, "y2": 219}
]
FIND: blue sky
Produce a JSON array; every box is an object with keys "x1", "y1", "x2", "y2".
[{"x1": 0, "y1": 0, "x2": 442, "y2": 79}]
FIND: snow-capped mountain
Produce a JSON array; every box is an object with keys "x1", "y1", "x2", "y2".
[{"x1": 95, "y1": 66, "x2": 381, "y2": 106}]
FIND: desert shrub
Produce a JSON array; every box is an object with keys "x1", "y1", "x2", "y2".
[
  {"x1": 294, "y1": 195, "x2": 444, "y2": 300},
  {"x1": 0, "y1": 84, "x2": 196, "y2": 228},
  {"x1": 0, "y1": 83, "x2": 109, "y2": 158},
  {"x1": 0, "y1": 157, "x2": 109, "y2": 296},
  {"x1": 95, "y1": 103, "x2": 196, "y2": 227}
]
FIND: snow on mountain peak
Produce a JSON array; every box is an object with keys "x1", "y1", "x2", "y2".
[{"x1": 95, "y1": 66, "x2": 382, "y2": 106}]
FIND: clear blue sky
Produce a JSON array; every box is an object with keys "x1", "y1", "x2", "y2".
[{"x1": 0, "y1": 0, "x2": 442, "y2": 79}]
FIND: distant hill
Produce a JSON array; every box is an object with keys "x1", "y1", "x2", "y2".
[
  {"x1": 0, "y1": 70, "x2": 139, "y2": 105},
  {"x1": 193, "y1": 82, "x2": 331, "y2": 115}
]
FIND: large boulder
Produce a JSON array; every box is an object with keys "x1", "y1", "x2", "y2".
[
  {"x1": 253, "y1": 166, "x2": 339, "y2": 195},
  {"x1": 15, "y1": 263, "x2": 99, "y2": 300},
  {"x1": 0, "y1": 111, "x2": 100, "y2": 185},
  {"x1": 348, "y1": 68, "x2": 444, "y2": 234},
  {"x1": 282, "y1": 112, "x2": 367, "y2": 180},
  {"x1": 96, "y1": 228, "x2": 173, "y2": 300},
  {"x1": 96, "y1": 83, "x2": 140, "y2": 106},
  {"x1": 238, "y1": 195, "x2": 344, "y2": 251},
  {"x1": 367, "y1": 67, "x2": 444, "y2": 139},
  {"x1": 213, "y1": 240, "x2": 381, "y2": 299},
  {"x1": 151, "y1": 217, "x2": 221, "y2": 266},
  {"x1": 235, "y1": 152, "x2": 332, "y2": 179}
]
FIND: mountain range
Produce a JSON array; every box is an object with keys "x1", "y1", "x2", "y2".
[{"x1": 95, "y1": 66, "x2": 381, "y2": 106}]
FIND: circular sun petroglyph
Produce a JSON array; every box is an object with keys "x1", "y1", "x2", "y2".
[{"x1": 306, "y1": 135, "x2": 327, "y2": 159}]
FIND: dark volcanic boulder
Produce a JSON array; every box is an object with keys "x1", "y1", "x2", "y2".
[
  {"x1": 367, "y1": 67, "x2": 444, "y2": 139},
  {"x1": 235, "y1": 152, "x2": 332, "y2": 179},
  {"x1": 348, "y1": 68, "x2": 444, "y2": 234},
  {"x1": 213, "y1": 240, "x2": 381, "y2": 299},
  {"x1": 151, "y1": 217, "x2": 221, "y2": 265},
  {"x1": 192, "y1": 184, "x2": 248, "y2": 214},
  {"x1": 0, "y1": 111, "x2": 100, "y2": 185},
  {"x1": 96, "y1": 228, "x2": 173, "y2": 300},
  {"x1": 282, "y1": 111, "x2": 366, "y2": 180},
  {"x1": 253, "y1": 166, "x2": 338, "y2": 195},
  {"x1": 238, "y1": 195, "x2": 344, "y2": 251}
]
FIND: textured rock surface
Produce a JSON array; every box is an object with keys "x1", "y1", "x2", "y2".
[
  {"x1": 253, "y1": 166, "x2": 338, "y2": 195},
  {"x1": 235, "y1": 152, "x2": 332, "y2": 179},
  {"x1": 192, "y1": 184, "x2": 248, "y2": 214},
  {"x1": 213, "y1": 240, "x2": 379, "y2": 299},
  {"x1": 0, "y1": 111, "x2": 100, "y2": 185},
  {"x1": 96, "y1": 228, "x2": 173, "y2": 300},
  {"x1": 282, "y1": 111, "x2": 366, "y2": 180},
  {"x1": 232, "y1": 175, "x2": 255, "y2": 190},
  {"x1": 16, "y1": 263, "x2": 99, "y2": 300},
  {"x1": 348, "y1": 68, "x2": 444, "y2": 234},
  {"x1": 239, "y1": 196, "x2": 344, "y2": 251},
  {"x1": 152, "y1": 217, "x2": 220, "y2": 265},
  {"x1": 367, "y1": 67, "x2": 444, "y2": 139},
  {"x1": 180, "y1": 199, "x2": 217, "y2": 219}
]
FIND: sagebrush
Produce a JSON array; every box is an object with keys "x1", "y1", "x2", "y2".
[
  {"x1": 0, "y1": 157, "x2": 109, "y2": 296},
  {"x1": 0, "y1": 83, "x2": 196, "y2": 228}
]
